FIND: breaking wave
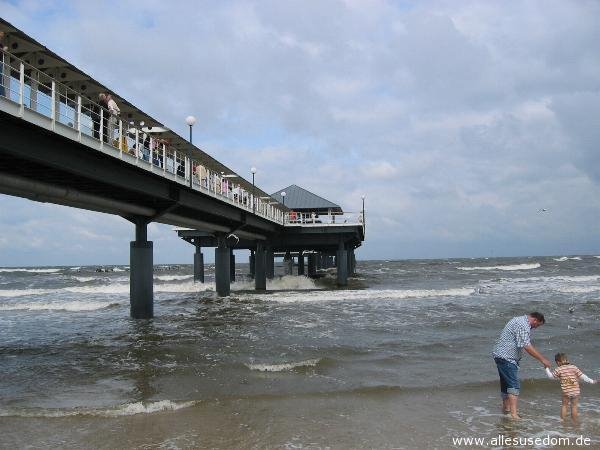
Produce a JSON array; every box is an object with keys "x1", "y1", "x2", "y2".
[
  {"x1": 458, "y1": 263, "x2": 540, "y2": 271},
  {"x1": 245, "y1": 358, "x2": 322, "y2": 372},
  {"x1": 259, "y1": 287, "x2": 475, "y2": 303},
  {"x1": 0, "y1": 400, "x2": 198, "y2": 418},
  {"x1": 0, "y1": 268, "x2": 62, "y2": 273},
  {"x1": 0, "y1": 300, "x2": 121, "y2": 311}
]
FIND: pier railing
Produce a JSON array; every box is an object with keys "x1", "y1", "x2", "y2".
[
  {"x1": 0, "y1": 48, "x2": 287, "y2": 224},
  {"x1": 284, "y1": 211, "x2": 363, "y2": 227}
]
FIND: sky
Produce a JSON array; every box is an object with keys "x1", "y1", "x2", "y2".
[{"x1": 1, "y1": 0, "x2": 600, "y2": 266}]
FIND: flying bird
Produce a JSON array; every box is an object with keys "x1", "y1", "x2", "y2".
[{"x1": 538, "y1": 208, "x2": 549, "y2": 213}]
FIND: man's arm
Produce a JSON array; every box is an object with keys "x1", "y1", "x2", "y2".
[{"x1": 524, "y1": 344, "x2": 551, "y2": 368}]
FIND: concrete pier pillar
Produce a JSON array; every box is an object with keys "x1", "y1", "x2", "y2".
[
  {"x1": 130, "y1": 220, "x2": 153, "y2": 319},
  {"x1": 336, "y1": 241, "x2": 348, "y2": 287},
  {"x1": 327, "y1": 255, "x2": 334, "y2": 268},
  {"x1": 230, "y1": 249, "x2": 236, "y2": 282},
  {"x1": 347, "y1": 249, "x2": 354, "y2": 277},
  {"x1": 307, "y1": 253, "x2": 317, "y2": 277},
  {"x1": 316, "y1": 253, "x2": 322, "y2": 270},
  {"x1": 266, "y1": 247, "x2": 274, "y2": 279},
  {"x1": 351, "y1": 250, "x2": 356, "y2": 275},
  {"x1": 194, "y1": 241, "x2": 204, "y2": 283},
  {"x1": 249, "y1": 250, "x2": 255, "y2": 279},
  {"x1": 297, "y1": 251, "x2": 305, "y2": 276},
  {"x1": 255, "y1": 242, "x2": 266, "y2": 290},
  {"x1": 284, "y1": 251, "x2": 293, "y2": 275},
  {"x1": 215, "y1": 236, "x2": 230, "y2": 297}
]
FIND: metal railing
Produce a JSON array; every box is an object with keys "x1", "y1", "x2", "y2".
[
  {"x1": 284, "y1": 211, "x2": 363, "y2": 226},
  {"x1": 0, "y1": 48, "x2": 287, "y2": 225}
]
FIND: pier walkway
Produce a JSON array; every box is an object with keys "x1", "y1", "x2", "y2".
[{"x1": 0, "y1": 19, "x2": 364, "y2": 318}]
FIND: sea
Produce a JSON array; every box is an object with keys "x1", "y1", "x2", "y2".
[{"x1": 0, "y1": 256, "x2": 598, "y2": 449}]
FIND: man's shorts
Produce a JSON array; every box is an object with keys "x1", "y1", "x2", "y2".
[{"x1": 494, "y1": 357, "x2": 520, "y2": 397}]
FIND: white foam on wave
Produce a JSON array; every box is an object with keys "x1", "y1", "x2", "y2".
[
  {"x1": 554, "y1": 256, "x2": 582, "y2": 261},
  {"x1": 0, "y1": 400, "x2": 197, "y2": 418},
  {"x1": 258, "y1": 287, "x2": 475, "y2": 303},
  {"x1": 458, "y1": 263, "x2": 540, "y2": 271},
  {"x1": 0, "y1": 300, "x2": 120, "y2": 311},
  {"x1": 556, "y1": 286, "x2": 600, "y2": 294},
  {"x1": 0, "y1": 288, "x2": 55, "y2": 297},
  {"x1": 232, "y1": 275, "x2": 320, "y2": 291},
  {"x1": 72, "y1": 276, "x2": 97, "y2": 283},
  {"x1": 246, "y1": 358, "x2": 321, "y2": 372},
  {"x1": 100, "y1": 400, "x2": 197, "y2": 416},
  {"x1": 155, "y1": 275, "x2": 193, "y2": 281},
  {"x1": 0, "y1": 268, "x2": 62, "y2": 273}
]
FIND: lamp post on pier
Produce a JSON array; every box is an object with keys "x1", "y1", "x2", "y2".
[
  {"x1": 361, "y1": 194, "x2": 366, "y2": 234},
  {"x1": 280, "y1": 191, "x2": 287, "y2": 223},
  {"x1": 185, "y1": 115, "x2": 196, "y2": 188},
  {"x1": 251, "y1": 167, "x2": 257, "y2": 214}
]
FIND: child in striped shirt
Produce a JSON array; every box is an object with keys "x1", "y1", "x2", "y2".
[{"x1": 546, "y1": 352, "x2": 596, "y2": 421}]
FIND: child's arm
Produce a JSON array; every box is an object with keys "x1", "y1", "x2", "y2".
[
  {"x1": 578, "y1": 373, "x2": 596, "y2": 384},
  {"x1": 545, "y1": 367, "x2": 557, "y2": 379}
]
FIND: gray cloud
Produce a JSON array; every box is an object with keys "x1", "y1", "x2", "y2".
[{"x1": 1, "y1": 0, "x2": 599, "y2": 265}]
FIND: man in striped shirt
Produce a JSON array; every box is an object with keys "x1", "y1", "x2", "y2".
[{"x1": 492, "y1": 312, "x2": 551, "y2": 419}]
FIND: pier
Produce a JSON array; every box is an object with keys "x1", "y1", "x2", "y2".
[{"x1": 0, "y1": 19, "x2": 365, "y2": 318}]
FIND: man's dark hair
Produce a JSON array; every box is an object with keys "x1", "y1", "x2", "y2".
[{"x1": 529, "y1": 312, "x2": 545, "y2": 324}]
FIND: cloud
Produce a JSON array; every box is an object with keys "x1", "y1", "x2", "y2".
[{"x1": 1, "y1": 0, "x2": 600, "y2": 264}]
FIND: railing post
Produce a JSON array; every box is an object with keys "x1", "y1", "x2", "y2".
[
  {"x1": 135, "y1": 128, "x2": 139, "y2": 161},
  {"x1": 99, "y1": 107, "x2": 104, "y2": 147},
  {"x1": 173, "y1": 149, "x2": 177, "y2": 176},
  {"x1": 18, "y1": 62, "x2": 25, "y2": 116},
  {"x1": 162, "y1": 144, "x2": 166, "y2": 174},
  {"x1": 76, "y1": 95, "x2": 82, "y2": 140},
  {"x1": 118, "y1": 118, "x2": 123, "y2": 157}
]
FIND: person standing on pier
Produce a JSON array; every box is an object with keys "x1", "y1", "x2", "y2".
[
  {"x1": 106, "y1": 94, "x2": 120, "y2": 145},
  {"x1": 97, "y1": 93, "x2": 110, "y2": 142},
  {"x1": 492, "y1": 312, "x2": 551, "y2": 419}
]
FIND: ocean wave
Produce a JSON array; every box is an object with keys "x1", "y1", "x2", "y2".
[
  {"x1": 72, "y1": 276, "x2": 98, "y2": 283},
  {"x1": 259, "y1": 287, "x2": 475, "y2": 303},
  {"x1": 553, "y1": 256, "x2": 582, "y2": 261},
  {"x1": 556, "y1": 286, "x2": 600, "y2": 294},
  {"x1": 245, "y1": 358, "x2": 322, "y2": 372},
  {"x1": 0, "y1": 300, "x2": 121, "y2": 311},
  {"x1": 232, "y1": 275, "x2": 320, "y2": 291},
  {"x1": 0, "y1": 400, "x2": 198, "y2": 418},
  {"x1": 458, "y1": 263, "x2": 541, "y2": 271},
  {"x1": 0, "y1": 288, "x2": 55, "y2": 297},
  {"x1": 0, "y1": 268, "x2": 62, "y2": 273},
  {"x1": 155, "y1": 275, "x2": 194, "y2": 281}
]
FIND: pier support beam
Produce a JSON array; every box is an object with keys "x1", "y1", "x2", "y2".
[
  {"x1": 215, "y1": 235, "x2": 230, "y2": 297},
  {"x1": 249, "y1": 250, "x2": 255, "y2": 279},
  {"x1": 130, "y1": 219, "x2": 153, "y2": 319},
  {"x1": 336, "y1": 241, "x2": 348, "y2": 287},
  {"x1": 255, "y1": 242, "x2": 266, "y2": 290},
  {"x1": 297, "y1": 251, "x2": 305, "y2": 276},
  {"x1": 266, "y1": 246, "x2": 274, "y2": 279},
  {"x1": 284, "y1": 251, "x2": 293, "y2": 275},
  {"x1": 230, "y1": 249, "x2": 236, "y2": 282},
  {"x1": 307, "y1": 253, "x2": 317, "y2": 278},
  {"x1": 194, "y1": 241, "x2": 204, "y2": 283},
  {"x1": 347, "y1": 248, "x2": 354, "y2": 277}
]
